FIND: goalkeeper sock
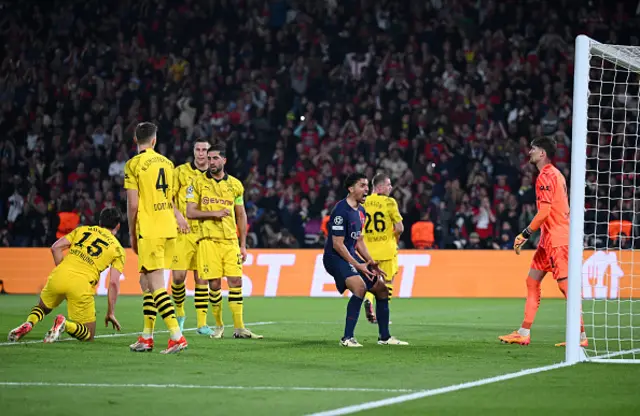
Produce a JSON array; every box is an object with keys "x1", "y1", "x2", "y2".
[
  {"x1": 209, "y1": 288, "x2": 224, "y2": 327},
  {"x1": 375, "y1": 298, "x2": 391, "y2": 340},
  {"x1": 152, "y1": 288, "x2": 182, "y2": 341},
  {"x1": 364, "y1": 291, "x2": 375, "y2": 305},
  {"x1": 65, "y1": 321, "x2": 91, "y2": 341},
  {"x1": 344, "y1": 295, "x2": 363, "y2": 339},
  {"x1": 194, "y1": 284, "x2": 209, "y2": 328},
  {"x1": 27, "y1": 306, "x2": 45, "y2": 327},
  {"x1": 142, "y1": 292, "x2": 157, "y2": 340},
  {"x1": 558, "y1": 279, "x2": 585, "y2": 334},
  {"x1": 228, "y1": 287, "x2": 244, "y2": 329},
  {"x1": 171, "y1": 281, "x2": 186, "y2": 318},
  {"x1": 521, "y1": 277, "x2": 541, "y2": 332}
]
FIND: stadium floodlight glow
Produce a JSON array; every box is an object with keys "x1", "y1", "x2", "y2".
[{"x1": 567, "y1": 35, "x2": 640, "y2": 364}]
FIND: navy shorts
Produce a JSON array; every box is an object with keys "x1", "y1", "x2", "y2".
[{"x1": 322, "y1": 254, "x2": 377, "y2": 294}]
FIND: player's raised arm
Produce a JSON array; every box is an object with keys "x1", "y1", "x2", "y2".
[
  {"x1": 50, "y1": 234, "x2": 73, "y2": 266},
  {"x1": 185, "y1": 182, "x2": 230, "y2": 220}
]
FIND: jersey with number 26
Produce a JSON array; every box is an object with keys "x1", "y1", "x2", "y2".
[
  {"x1": 124, "y1": 148, "x2": 177, "y2": 239},
  {"x1": 324, "y1": 199, "x2": 366, "y2": 257}
]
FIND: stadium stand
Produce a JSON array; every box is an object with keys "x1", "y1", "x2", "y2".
[{"x1": 0, "y1": 0, "x2": 638, "y2": 250}]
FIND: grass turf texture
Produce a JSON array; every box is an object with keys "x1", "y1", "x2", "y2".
[{"x1": 0, "y1": 296, "x2": 638, "y2": 415}]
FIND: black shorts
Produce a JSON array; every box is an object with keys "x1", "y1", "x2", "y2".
[{"x1": 322, "y1": 254, "x2": 377, "y2": 294}]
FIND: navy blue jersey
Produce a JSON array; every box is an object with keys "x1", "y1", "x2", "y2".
[{"x1": 324, "y1": 199, "x2": 366, "y2": 257}]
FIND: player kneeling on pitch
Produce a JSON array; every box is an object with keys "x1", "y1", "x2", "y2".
[
  {"x1": 322, "y1": 173, "x2": 408, "y2": 347},
  {"x1": 8, "y1": 207, "x2": 124, "y2": 343}
]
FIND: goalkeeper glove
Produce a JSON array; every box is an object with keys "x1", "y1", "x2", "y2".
[{"x1": 514, "y1": 227, "x2": 532, "y2": 255}]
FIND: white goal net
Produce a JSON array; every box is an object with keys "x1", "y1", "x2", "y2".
[{"x1": 570, "y1": 36, "x2": 640, "y2": 363}]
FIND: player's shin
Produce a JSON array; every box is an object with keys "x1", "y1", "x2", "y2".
[
  {"x1": 375, "y1": 297, "x2": 391, "y2": 340},
  {"x1": 171, "y1": 275, "x2": 187, "y2": 318},
  {"x1": 152, "y1": 288, "x2": 182, "y2": 341},
  {"x1": 228, "y1": 285, "x2": 244, "y2": 329},
  {"x1": 209, "y1": 287, "x2": 223, "y2": 327},
  {"x1": 194, "y1": 284, "x2": 209, "y2": 328},
  {"x1": 65, "y1": 321, "x2": 92, "y2": 341},
  {"x1": 558, "y1": 278, "x2": 586, "y2": 336},
  {"x1": 520, "y1": 276, "x2": 542, "y2": 336},
  {"x1": 27, "y1": 306, "x2": 46, "y2": 327},
  {"x1": 344, "y1": 295, "x2": 363, "y2": 339},
  {"x1": 142, "y1": 291, "x2": 157, "y2": 339}
]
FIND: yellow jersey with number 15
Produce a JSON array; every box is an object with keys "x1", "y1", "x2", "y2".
[
  {"x1": 186, "y1": 172, "x2": 244, "y2": 242},
  {"x1": 58, "y1": 225, "x2": 125, "y2": 286},
  {"x1": 124, "y1": 148, "x2": 177, "y2": 239},
  {"x1": 174, "y1": 162, "x2": 207, "y2": 233},
  {"x1": 363, "y1": 193, "x2": 403, "y2": 261}
]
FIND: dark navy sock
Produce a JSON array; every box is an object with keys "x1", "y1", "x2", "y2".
[
  {"x1": 343, "y1": 295, "x2": 363, "y2": 339},
  {"x1": 376, "y1": 298, "x2": 391, "y2": 340}
]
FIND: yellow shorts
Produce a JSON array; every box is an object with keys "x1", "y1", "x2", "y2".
[
  {"x1": 377, "y1": 257, "x2": 399, "y2": 283},
  {"x1": 40, "y1": 270, "x2": 96, "y2": 324},
  {"x1": 137, "y1": 237, "x2": 175, "y2": 272},
  {"x1": 197, "y1": 239, "x2": 242, "y2": 279},
  {"x1": 172, "y1": 232, "x2": 198, "y2": 271}
]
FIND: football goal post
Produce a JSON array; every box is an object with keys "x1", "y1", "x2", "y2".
[{"x1": 567, "y1": 35, "x2": 640, "y2": 364}]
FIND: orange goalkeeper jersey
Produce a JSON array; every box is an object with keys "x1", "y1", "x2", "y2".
[{"x1": 535, "y1": 164, "x2": 570, "y2": 248}]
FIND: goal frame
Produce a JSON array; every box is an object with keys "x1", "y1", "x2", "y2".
[{"x1": 567, "y1": 35, "x2": 640, "y2": 364}]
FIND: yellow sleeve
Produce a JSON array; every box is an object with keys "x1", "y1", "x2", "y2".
[
  {"x1": 111, "y1": 244, "x2": 125, "y2": 273},
  {"x1": 234, "y1": 179, "x2": 245, "y2": 205},
  {"x1": 186, "y1": 178, "x2": 200, "y2": 204},
  {"x1": 64, "y1": 227, "x2": 79, "y2": 242},
  {"x1": 173, "y1": 166, "x2": 182, "y2": 195},
  {"x1": 388, "y1": 198, "x2": 403, "y2": 224},
  {"x1": 124, "y1": 159, "x2": 137, "y2": 190}
]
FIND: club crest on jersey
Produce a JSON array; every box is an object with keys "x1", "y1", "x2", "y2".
[
  {"x1": 334, "y1": 216, "x2": 343, "y2": 225},
  {"x1": 186, "y1": 185, "x2": 194, "y2": 198}
]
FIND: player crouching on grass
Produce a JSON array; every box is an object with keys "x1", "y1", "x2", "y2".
[
  {"x1": 8, "y1": 207, "x2": 124, "y2": 343},
  {"x1": 499, "y1": 137, "x2": 588, "y2": 347},
  {"x1": 322, "y1": 173, "x2": 408, "y2": 347}
]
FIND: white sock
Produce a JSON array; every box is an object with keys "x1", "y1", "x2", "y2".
[
  {"x1": 518, "y1": 328, "x2": 531, "y2": 337},
  {"x1": 580, "y1": 331, "x2": 587, "y2": 341},
  {"x1": 169, "y1": 331, "x2": 182, "y2": 341},
  {"x1": 141, "y1": 333, "x2": 153, "y2": 340}
]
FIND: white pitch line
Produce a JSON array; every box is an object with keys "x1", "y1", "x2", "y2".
[
  {"x1": 0, "y1": 321, "x2": 276, "y2": 347},
  {"x1": 0, "y1": 381, "x2": 417, "y2": 394},
  {"x1": 306, "y1": 361, "x2": 573, "y2": 416}
]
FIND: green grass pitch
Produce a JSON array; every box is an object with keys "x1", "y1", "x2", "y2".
[{"x1": 1, "y1": 296, "x2": 639, "y2": 415}]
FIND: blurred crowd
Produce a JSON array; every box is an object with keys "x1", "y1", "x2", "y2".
[{"x1": 1, "y1": 0, "x2": 639, "y2": 250}]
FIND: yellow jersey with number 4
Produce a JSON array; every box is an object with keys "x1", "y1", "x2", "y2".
[
  {"x1": 174, "y1": 162, "x2": 207, "y2": 232},
  {"x1": 363, "y1": 194, "x2": 403, "y2": 261},
  {"x1": 59, "y1": 225, "x2": 125, "y2": 286},
  {"x1": 124, "y1": 148, "x2": 177, "y2": 239},
  {"x1": 186, "y1": 172, "x2": 244, "y2": 242}
]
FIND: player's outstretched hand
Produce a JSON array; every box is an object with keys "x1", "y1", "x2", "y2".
[
  {"x1": 513, "y1": 228, "x2": 531, "y2": 255},
  {"x1": 368, "y1": 261, "x2": 387, "y2": 278},
  {"x1": 212, "y1": 209, "x2": 231, "y2": 219},
  {"x1": 105, "y1": 314, "x2": 121, "y2": 331},
  {"x1": 355, "y1": 263, "x2": 375, "y2": 281}
]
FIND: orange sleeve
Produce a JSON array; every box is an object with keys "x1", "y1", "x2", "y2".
[{"x1": 529, "y1": 203, "x2": 551, "y2": 232}]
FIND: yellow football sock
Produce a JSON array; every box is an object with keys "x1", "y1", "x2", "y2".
[
  {"x1": 65, "y1": 321, "x2": 91, "y2": 341},
  {"x1": 364, "y1": 292, "x2": 375, "y2": 304},
  {"x1": 27, "y1": 306, "x2": 45, "y2": 326},
  {"x1": 209, "y1": 288, "x2": 223, "y2": 327},
  {"x1": 386, "y1": 283, "x2": 394, "y2": 302},
  {"x1": 228, "y1": 287, "x2": 244, "y2": 329},
  {"x1": 171, "y1": 281, "x2": 186, "y2": 318},
  {"x1": 142, "y1": 291, "x2": 157, "y2": 338},
  {"x1": 152, "y1": 288, "x2": 181, "y2": 341},
  {"x1": 194, "y1": 284, "x2": 209, "y2": 328}
]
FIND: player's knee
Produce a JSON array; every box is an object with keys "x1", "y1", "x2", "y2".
[
  {"x1": 227, "y1": 276, "x2": 242, "y2": 287},
  {"x1": 38, "y1": 299, "x2": 52, "y2": 314},
  {"x1": 172, "y1": 271, "x2": 187, "y2": 284},
  {"x1": 209, "y1": 279, "x2": 222, "y2": 291},
  {"x1": 374, "y1": 282, "x2": 389, "y2": 300}
]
